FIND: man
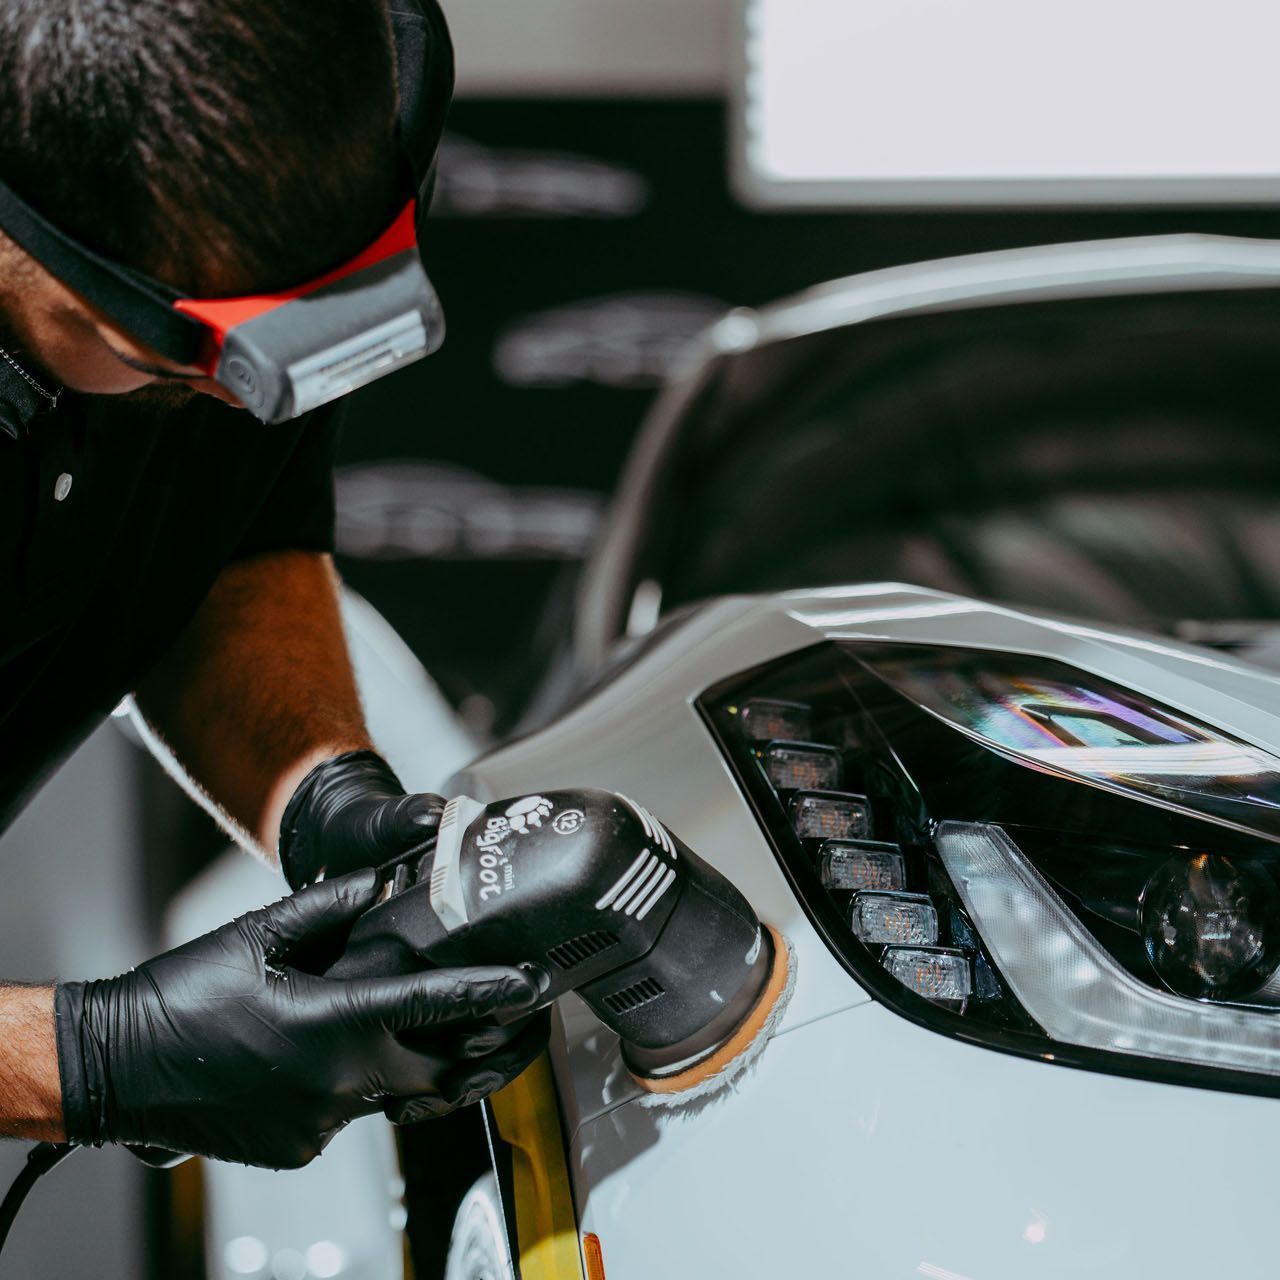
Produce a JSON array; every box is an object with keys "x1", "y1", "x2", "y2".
[{"x1": 0, "y1": 0, "x2": 547, "y2": 1169}]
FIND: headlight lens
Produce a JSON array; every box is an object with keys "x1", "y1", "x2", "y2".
[
  {"x1": 937, "y1": 822, "x2": 1280, "y2": 1077},
  {"x1": 871, "y1": 652, "x2": 1280, "y2": 841},
  {"x1": 819, "y1": 840, "x2": 905, "y2": 892},
  {"x1": 702, "y1": 642, "x2": 1280, "y2": 1094},
  {"x1": 762, "y1": 742, "x2": 842, "y2": 792},
  {"x1": 882, "y1": 946, "x2": 972, "y2": 1008},
  {"x1": 850, "y1": 891, "x2": 938, "y2": 945},
  {"x1": 1141, "y1": 854, "x2": 1278, "y2": 998}
]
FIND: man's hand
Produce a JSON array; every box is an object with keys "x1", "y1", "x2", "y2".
[
  {"x1": 278, "y1": 749, "x2": 443, "y2": 889},
  {"x1": 54, "y1": 870, "x2": 548, "y2": 1169}
]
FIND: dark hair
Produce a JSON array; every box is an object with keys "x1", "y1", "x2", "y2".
[{"x1": 0, "y1": 0, "x2": 402, "y2": 295}]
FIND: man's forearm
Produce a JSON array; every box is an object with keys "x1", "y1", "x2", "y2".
[
  {"x1": 0, "y1": 986, "x2": 64, "y2": 1141},
  {"x1": 133, "y1": 550, "x2": 373, "y2": 856}
]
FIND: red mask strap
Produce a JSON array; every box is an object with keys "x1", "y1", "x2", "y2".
[{"x1": 173, "y1": 201, "x2": 419, "y2": 373}]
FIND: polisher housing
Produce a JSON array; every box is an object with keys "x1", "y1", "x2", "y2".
[{"x1": 328, "y1": 788, "x2": 773, "y2": 1077}]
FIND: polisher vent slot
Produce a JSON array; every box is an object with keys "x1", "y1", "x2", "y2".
[
  {"x1": 546, "y1": 930, "x2": 621, "y2": 970},
  {"x1": 429, "y1": 863, "x2": 450, "y2": 901},
  {"x1": 601, "y1": 977, "x2": 666, "y2": 1015}
]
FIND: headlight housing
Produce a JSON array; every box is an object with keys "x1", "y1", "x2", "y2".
[{"x1": 699, "y1": 641, "x2": 1280, "y2": 1095}]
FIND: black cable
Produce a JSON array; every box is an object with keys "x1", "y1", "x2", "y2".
[{"x1": 0, "y1": 1143, "x2": 75, "y2": 1266}]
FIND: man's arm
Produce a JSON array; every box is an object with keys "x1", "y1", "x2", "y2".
[
  {"x1": 0, "y1": 986, "x2": 63, "y2": 1141},
  {"x1": 132, "y1": 549, "x2": 373, "y2": 860}
]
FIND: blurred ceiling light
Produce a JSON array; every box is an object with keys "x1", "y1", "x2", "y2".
[{"x1": 738, "y1": 0, "x2": 1280, "y2": 207}]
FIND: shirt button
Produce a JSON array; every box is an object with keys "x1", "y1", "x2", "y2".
[{"x1": 54, "y1": 472, "x2": 73, "y2": 502}]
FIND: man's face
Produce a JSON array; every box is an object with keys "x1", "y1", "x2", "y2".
[{"x1": 0, "y1": 239, "x2": 244, "y2": 408}]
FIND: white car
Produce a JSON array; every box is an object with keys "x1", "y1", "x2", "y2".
[
  {"x1": 440, "y1": 235, "x2": 1280, "y2": 1280},
  {"x1": 448, "y1": 581, "x2": 1280, "y2": 1280}
]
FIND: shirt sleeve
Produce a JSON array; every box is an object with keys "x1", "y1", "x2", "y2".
[{"x1": 230, "y1": 400, "x2": 345, "y2": 561}]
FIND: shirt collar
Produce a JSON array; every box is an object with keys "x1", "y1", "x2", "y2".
[{"x1": 0, "y1": 346, "x2": 60, "y2": 440}]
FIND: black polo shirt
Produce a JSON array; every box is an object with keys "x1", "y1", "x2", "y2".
[{"x1": 0, "y1": 360, "x2": 341, "y2": 833}]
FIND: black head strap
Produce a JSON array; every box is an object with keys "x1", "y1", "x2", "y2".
[
  {"x1": 0, "y1": 178, "x2": 207, "y2": 364},
  {"x1": 388, "y1": 0, "x2": 455, "y2": 204}
]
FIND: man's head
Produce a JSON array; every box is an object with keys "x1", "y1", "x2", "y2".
[{"x1": 0, "y1": 0, "x2": 405, "y2": 398}]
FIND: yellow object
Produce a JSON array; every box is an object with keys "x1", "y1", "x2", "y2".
[{"x1": 490, "y1": 1053, "x2": 586, "y2": 1280}]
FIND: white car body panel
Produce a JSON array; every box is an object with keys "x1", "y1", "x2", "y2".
[{"x1": 573, "y1": 1000, "x2": 1278, "y2": 1279}]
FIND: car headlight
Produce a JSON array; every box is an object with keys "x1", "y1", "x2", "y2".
[{"x1": 699, "y1": 642, "x2": 1280, "y2": 1094}]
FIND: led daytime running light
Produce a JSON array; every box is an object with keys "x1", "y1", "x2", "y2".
[{"x1": 935, "y1": 821, "x2": 1280, "y2": 1076}]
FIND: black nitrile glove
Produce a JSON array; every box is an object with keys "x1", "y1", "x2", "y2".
[
  {"x1": 54, "y1": 869, "x2": 548, "y2": 1169},
  {"x1": 279, "y1": 750, "x2": 444, "y2": 890}
]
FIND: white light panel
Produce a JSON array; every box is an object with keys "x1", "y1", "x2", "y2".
[{"x1": 738, "y1": 0, "x2": 1280, "y2": 206}]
